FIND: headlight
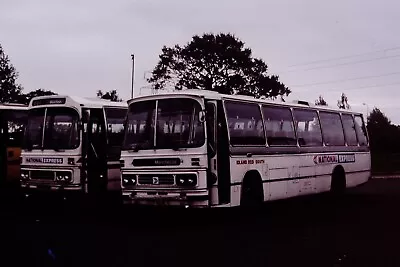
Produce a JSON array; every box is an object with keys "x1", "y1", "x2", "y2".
[
  {"x1": 64, "y1": 175, "x2": 72, "y2": 182},
  {"x1": 21, "y1": 170, "x2": 29, "y2": 180},
  {"x1": 56, "y1": 171, "x2": 72, "y2": 183},
  {"x1": 176, "y1": 174, "x2": 197, "y2": 187},
  {"x1": 122, "y1": 175, "x2": 136, "y2": 186}
]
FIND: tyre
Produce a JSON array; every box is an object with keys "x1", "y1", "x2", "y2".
[
  {"x1": 240, "y1": 174, "x2": 264, "y2": 207},
  {"x1": 330, "y1": 167, "x2": 346, "y2": 196}
]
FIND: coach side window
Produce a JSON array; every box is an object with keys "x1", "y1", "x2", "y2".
[
  {"x1": 262, "y1": 106, "x2": 296, "y2": 146},
  {"x1": 354, "y1": 115, "x2": 368, "y2": 146},
  {"x1": 319, "y1": 112, "x2": 345, "y2": 146},
  {"x1": 105, "y1": 108, "x2": 126, "y2": 147},
  {"x1": 341, "y1": 114, "x2": 358, "y2": 146},
  {"x1": 105, "y1": 108, "x2": 127, "y2": 160},
  {"x1": 4, "y1": 110, "x2": 27, "y2": 147},
  {"x1": 225, "y1": 101, "x2": 265, "y2": 146},
  {"x1": 293, "y1": 109, "x2": 322, "y2": 146}
]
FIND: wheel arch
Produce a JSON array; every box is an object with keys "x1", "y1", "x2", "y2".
[
  {"x1": 331, "y1": 164, "x2": 346, "y2": 191},
  {"x1": 241, "y1": 169, "x2": 264, "y2": 201}
]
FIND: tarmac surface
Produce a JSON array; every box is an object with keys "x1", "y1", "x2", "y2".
[{"x1": 0, "y1": 178, "x2": 399, "y2": 267}]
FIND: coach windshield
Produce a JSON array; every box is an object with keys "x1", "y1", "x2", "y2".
[
  {"x1": 23, "y1": 107, "x2": 80, "y2": 150},
  {"x1": 123, "y1": 98, "x2": 205, "y2": 151}
]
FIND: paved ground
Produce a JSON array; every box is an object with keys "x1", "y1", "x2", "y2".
[{"x1": 1, "y1": 178, "x2": 400, "y2": 267}]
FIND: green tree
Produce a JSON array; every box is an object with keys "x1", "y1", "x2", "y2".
[
  {"x1": 97, "y1": 90, "x2": 122, "y2": 102},
  {"x1": 337, "y1": 93, "x2": 350, "y2": 109},
  {"x1": 0, "y1": 44, "x2": 22, "y2": 103},
  {"x1": 367, "y1": 107, "x2": 391, "y2": 127},
  {"x1": 366, "y1": 107, "x2": 398, "y2": 153},
  {"x1": 366, "y1": 107, "x2": 400, "y2": 173},
  {"x1": 148, "y1": 33, "x2": 290, "y2": 99},
  {"x1": 17, "y1": 88, "x2": 57, "y2": 105},
  {"x1": 315, "y1": 95, "x2": 328, "y2": 106}
]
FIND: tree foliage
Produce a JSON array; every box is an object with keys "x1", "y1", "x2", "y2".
[
  {"x1": 315, "y1": 95, "x2": 328, "y2": 106},
  {"x1": 367, "y1": 108, "x2": 400, "y2": 153},
  {"x1": 17, "y1": 89, "x2": 57, "y2": 105},
  {"x1": 0, "y1": 44, "x2": 58, "y2": 105},
  {"x1": 97, "y1": 90, "x2": 122, "y2": 102},
  {"x1": 0, "y1": 44, "x2": 22, "y2": 103},
  {"x1": 337, "y1": 93, "x2": 350, "y2": 109},
  {"x1": 367, "y1": 108, "x2": 400, "y2": 173},
  {"x1": 148, "y1": 33, "x2": 290, "y2": 99},
  {"x1": 368, "y1": 108, "x2": 391, "y2": 127}
]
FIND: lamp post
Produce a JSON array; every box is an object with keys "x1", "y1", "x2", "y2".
[
  {"x1": 131, "y1": 54, "x2": 135, "y2": 99},
  {"x1": 362, "y1": 103, "x2": 370, "y2": 119}
]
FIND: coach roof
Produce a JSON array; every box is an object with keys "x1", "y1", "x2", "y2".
[
  {"x1": 0, "y1": 103, "x2": 28, "y2": 110},
  {"x1": 29, "y1": 95, "x2": 127, "y2": 108},
  {"x1": 128, "y1": 89, "x2": 362, "y2": 116}
]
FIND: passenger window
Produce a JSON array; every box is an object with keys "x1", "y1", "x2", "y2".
[
  {"x1": 354, "y1": 115, "x2": 368, "y2": 146},
  {"x1": 293, "y1": 109, "x2": 322, "y2": 146},
  {"x1": 225, "y1": 101, "x2": 265, "y2": 146},
  {"x1": 319, "y1": 112, "x2": 345, "y2": 146},
  {"x1": 262, "y1": 106, "x2": 296, "y2": 146},
  {"x1": 105, "y1": 108, "x2": 127, "y2": 147},
  {"x1": 4, "y1": 110, "x2": 27, "y2": 147},
  {"x1": 105, "y1": 108, "x2": 127, "y2": 160},
  {"x1": 342, "y1": 114, "x2": 358, "y2": 146}
]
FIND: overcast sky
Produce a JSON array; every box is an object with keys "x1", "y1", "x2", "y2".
[{"x1": 1, "y1": 0, "x2": 400, "y2": 122}]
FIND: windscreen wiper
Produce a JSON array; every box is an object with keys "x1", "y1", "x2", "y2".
[
  {"x1": 51, "y1": 140, "x2": 65, "y2": 152},
  {"x1": 128, "y1": 144, "x2": 141, "y2": 152},
  {"x1": 171, "y1": 141, "x2": 186, "y2": 151},
  {"x1": 24, "y1": 141, "x2": 33, "y2": 152}
]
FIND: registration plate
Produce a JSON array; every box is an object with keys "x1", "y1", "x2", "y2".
[
  {"x1": 37, "y1": 185, "x2": 51, "y2": 190},
  {"x1": 155, "y1": 198, "x2": 167, "y2": 206}
]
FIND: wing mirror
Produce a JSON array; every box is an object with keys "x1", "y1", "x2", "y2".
[{"x1": 199, "y1": 110, "x2": 206, "y2": 123}]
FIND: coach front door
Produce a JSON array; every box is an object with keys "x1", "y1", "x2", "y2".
[
  {"x1": 206, "y1": 100, "x2": 231, "y2": 206},
  {"x1": 85, "y1": 108, "x2": 108, "y2": 194}
]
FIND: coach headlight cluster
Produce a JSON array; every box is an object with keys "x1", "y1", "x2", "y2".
[
  {"x1": 56, "y1": 171, "x2": 72, "y2": 183},
  {"x1": 122, "y1": 174, "x2": 137, "y2": 186},
  {"x1": 176, "y1": 174, "x2": 197, "y2": 187},
  {"x1": 21, "y1": 170, "x2": 29, "y2": 180}
]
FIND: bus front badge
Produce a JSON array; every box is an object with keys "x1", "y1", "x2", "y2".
[{"x1": 152, "y1": 177, "x2": 159, "y2": 185}]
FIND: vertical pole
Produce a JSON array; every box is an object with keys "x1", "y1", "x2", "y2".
[
  {"x1": 363, "y1": 103, "x2": 369, "y2": 120},
  {"x1": 131, "y1": 54, "x2": 135, "y2": 99}
]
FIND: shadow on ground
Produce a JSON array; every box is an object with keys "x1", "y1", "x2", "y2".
[{"x1": 0, "y1": 179, "x2": 399, "y2": 267}]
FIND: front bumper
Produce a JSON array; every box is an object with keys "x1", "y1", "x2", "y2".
[
  {"x1": 122, "y1": 189, "x2": 209, "y2": 207},
  {"x1": 21, "y1": 182, "x2": 83, "y2": 194}
]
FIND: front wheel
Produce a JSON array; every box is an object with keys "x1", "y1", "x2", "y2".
[{"x1": 240, "y1": 178, "x2": 264, "y2": 207}]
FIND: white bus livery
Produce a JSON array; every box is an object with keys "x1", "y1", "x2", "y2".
[
  {"x1": 120, "y1": 90, "x2": 370, "y2": 207},
  {"x1": 20, "y1": 95, "x2": 127, "y2": 198}
]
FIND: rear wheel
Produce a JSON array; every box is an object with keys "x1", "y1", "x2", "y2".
[
  {"x1": 240, "y1": 174, "x2": 264, "y2": 207},
  {"x1": 330, "y1": 167, "x2": 346, "y2": 196}
]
